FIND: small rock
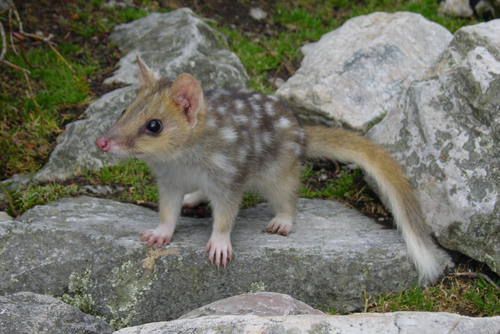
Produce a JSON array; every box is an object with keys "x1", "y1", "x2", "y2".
[
  {"x1": 179, "y1": 292, "x2": 325, "y2": 319},
  {"x1": 81, "y1": 184, "x2": 125, "y2": 196},
  {"x1": 268, "y1": 77, "x2": 285, "y2": 88},
  {"x1": 249, "y1": 7, "x2": 268, "y2": 21}
]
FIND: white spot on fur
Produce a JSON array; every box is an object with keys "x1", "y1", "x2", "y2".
[
  {"x1": 251, "y1": 101, "x2": 261, "y2": 113},
  {"x1": 220, "y1": 127, "x2": 238, "y2": 142},
  {"x1": 206, "y1": 118, "x2": 217, "y2": 128},
  {"x1": 211, "y1": 153, "x2": 236, "y2": 174},
  {"x1": 233, "y1": 114, "x2": 249, "y2": 124},
  {"x1": 261, "y1": 132, "x2": 272, "y2": 145},
  {"x1": 286, "y1": 141, "x2": 302, "y2": 157},
  {"x1": 235, "y1": 100, "x2": 245, "y2": 110},
  {"x1": 217, "y1": 106, "x2": 227, "y2": 114},
  {"x1": 238, "y1": 148, "x2": 248, "y2": 163},
  {"x1": 264, "y1": 102, "x2": 276, "y2": 116},
  {"x1": 276, "y1": 117, "x2": 291, "y2": 129},
  {"x1": 251, "y1": 118, "x2": 260, "y2": 128},
  {"x1": 252, "y1": 94, "x2": 262, "y2": 100},
  {"x1": 299, "y1": 129, "x2": 306, "y2": 143},
  {"x1": 269, "y1": 95, "x2": 280, "y2": 101},
  {"x1": 254, "y1": 137, "x2": 262, "y2": 154}
]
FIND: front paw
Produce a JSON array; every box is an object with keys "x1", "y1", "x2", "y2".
[
  {"x1": 205, "y1": 234, "x2": 232, "y2": 268},
  {"x1": 266, "y1": 214, "x2": 293, "y2": 236},
  {"x1": 139, "y1": 227, "x2": 173, "y2": 248}
]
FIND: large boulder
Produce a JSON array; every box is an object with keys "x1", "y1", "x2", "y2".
[
  {"x1": 0, "y1": 291, "x2": 113, "y2": 334},
  {"x1": 104, "y1": 8, "x2": 249, "y2": 88},
  {"x1": 0, "y1": 195, "x2": 436, "y2": 327},
  {"x1": 276, "y1": 12, "x2": 452, "y2": 132},
  {"x1": 31, "y1": 8, "x2": 249, "y2": 183},
  {"x1": 367, "y1": 20, "x2": 500, "y2": 274}
]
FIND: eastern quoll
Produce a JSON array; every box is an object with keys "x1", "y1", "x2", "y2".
[{"x1": 96, "y1": 56, "x2": 442, "y2": 283}]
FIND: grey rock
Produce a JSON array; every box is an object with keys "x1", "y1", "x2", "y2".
[
  {"x1": 104, "y1": 8, "x2": 249, "y2": 89},
  {"x1": 438, "y1": 0, "x2": 474, "y2": 17},
  {"x1": 114, "y1": 312, "x2": 500, "y2": 334},
  {"x1": 0, "y1": 212, "x2": 13, "y2": 221},
  {"x1": 0, "y1": 196, "x2": 430, "y2": 327},
  {"x1": 0, "y1": 291, "x2": 113, "y2": 334},
  {"x1": 275, "y1": 12, "x2": 452, "y2": 132},
  {"x1": 367, "y1": 20, "x2": 500, "y2": 275},
  {"x1": 104, "y1": 0, "x2": 135, "y2": 9},
  {"x1": 81, "y1": 184, "x2": 126, "y2": 196},
  {"x1": 30, "y1": 8, "x2": 249, "y2": 183},
  {"x1": 32, "y1": 86, "x2": 137, "y2": 182},
  {"x1": 249, "y1": 8, "x2": 268, "y2": 21},
  {"x1": 179, "y1": 292, "x2": 324, "y2": 319}
]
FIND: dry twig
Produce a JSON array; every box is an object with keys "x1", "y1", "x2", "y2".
[
  {"x1": 453, "y1": 272, "x2": 500, "y2": 292},
  {"x1": 1, "y1": 0, "x2": 77, "y2": 108}
]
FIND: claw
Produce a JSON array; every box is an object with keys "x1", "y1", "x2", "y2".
[
  {"x1": 205, "y1": 235, "x2": 232, "y2": 268},
  {"x1": 139, "y1": 226, "x2": 173, "y2": 248}
]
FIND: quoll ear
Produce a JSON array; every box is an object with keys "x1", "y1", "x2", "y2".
[
  {"x1": 170, "y1": 73, "x2": 204, "y2": 128},
  {"x1": 136, "y1": 55, "x2": 160, "y2": 88}
]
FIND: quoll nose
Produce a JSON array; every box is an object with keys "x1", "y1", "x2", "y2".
[{"x1": 96, "y1": 137, "x2": 110, "y2": 152}]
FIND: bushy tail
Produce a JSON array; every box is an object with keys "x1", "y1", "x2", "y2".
[{"x1": 305, "y1": 126, "x2": 442, "y2": 284}]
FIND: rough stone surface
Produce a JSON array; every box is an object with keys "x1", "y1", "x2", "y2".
[
  {"x1": 0, "y1": 196, "x2": 434, "y2": 327},
  {"x1": 275, "y1": 12, "x2": 452, "y2": 132},
  {"x1": 0, "y1": 212, "x2": 12, "y2": 221},
  {"x1": 104, "y1": 8, "x2": 249, "y2": 89},
  {"x1": 0, "y1": 291, "x2": 113, "y2": 334},
  {"x1": 179, "y1": 292, "x2": 325, "y2": 319},
  {"x1": 114, "y1": 312, "x2": 500, "y2": 334},
  {"x1": 31, "y1": 8, "x2": 249, "y2": 183},
  {"x1": 367, "y1": 20, "x2": 500, "y2": 275}
]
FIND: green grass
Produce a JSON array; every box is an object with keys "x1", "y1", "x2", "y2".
[
  {"x1": 366, "y1": 273, "x2": 500, "y2": 316},
  {"x1": 300, "y1": 164, "x2": 365, "y2": 200},
  {"x1": 84, "y1": 159, "x2": 159, "y2": 204},
  {"x1": 9, "y1": 183, "x2": 82, "y2": 215},
  {"x1": 0, "y1": 44, "x2": 95, "y2": 177}
]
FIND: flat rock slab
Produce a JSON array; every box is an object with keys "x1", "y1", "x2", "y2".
[
  {"x1": 115, "y1": 312, "x2": 500, "y2": 334},
  {"x1": 1, "y1": 196, "x2": 420, "y2": 326}
]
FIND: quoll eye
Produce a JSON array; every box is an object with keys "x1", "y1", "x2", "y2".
[
  {"x1": 146, "y1": 119, "x2": 163, "y2": 134},
  {"x1": 121, "y1": 109, "x2": 126, "y2": 116}
]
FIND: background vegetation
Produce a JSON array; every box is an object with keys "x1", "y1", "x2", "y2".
[{"x1": 1, "y1": 0, "x2": 498, "y2": 316}]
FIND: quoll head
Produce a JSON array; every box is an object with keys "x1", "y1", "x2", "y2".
[{"x1": 96, "y1": 56, "x2": 205, "y2": 160}]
